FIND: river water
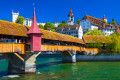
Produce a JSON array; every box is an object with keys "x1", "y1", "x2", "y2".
[{"x1": 1, "y1": 56, "x2": 120, "y2": 80}]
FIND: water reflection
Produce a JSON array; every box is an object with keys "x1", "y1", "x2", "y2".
[{"x1": 2, "y1": 57, "x2": 120, "y2": 80}]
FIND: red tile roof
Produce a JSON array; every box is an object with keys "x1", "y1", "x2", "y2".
[
  {"x1": 56, "y1": 24, "x2": 80, "y2": 31},
  {"x1": 81, "y1": 15, "x2": 104, "y2": 26},
  {"x1": 27, "y1": 9, "x2": 42, "y2": 34}
]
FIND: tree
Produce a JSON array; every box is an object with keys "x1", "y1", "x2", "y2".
[
  {"x1": 44, "y1": 22, "x2": 54, "y2": 30},
  {"x1": 16, "y1": 16, "x2": 24, "y2": 24},
  {"x1": 111, "y1": 19, "x2": 117, "y2": 25},
  {"x1": 84, "y1": 28, "x2": 104, "y2": 35},
  {"x1": 58, "y1": 23, "x2": 68, "y2": 27},
  {"x1": 38, "y1": 24, "x2": 44, "y2": 28},
  {"x1": 62, "y1": 21, "x2": 65, "y2": 23},
  {"x1": 76, "y1": 19, "x2": 80, "y2": 24}
]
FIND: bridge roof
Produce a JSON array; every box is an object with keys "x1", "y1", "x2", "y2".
[
  {"x1": 0, "y1": 20, "x2": 85, "y2": 44},
  {"x1": 83, "y1": 35, "x2": 109, "y2": 43}
]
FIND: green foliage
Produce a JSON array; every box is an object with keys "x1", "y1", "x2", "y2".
[
  {"x1": 111, "y1": 19, "x2": 118, "y2": 25},
  {"x1": 51, "y1": 29, "x2": 56, "y2": 32},
  {"x1": 58, "y1": 23, "x2": 68, "y2": 27},
  {"x1": 44, "y1": 22, "x2": 54, "y2": 30},
  {"x1": 62, "y1": 21, "x2": 65, "y2": 23},
  {"x1": 84, "y1": 28, "x2": 104, "y2": 35},
  {"x1": 38, "y1": 24, "x2": 44, "y2": 28},
  {"x1": 76, "y1": 19, "x2": 80, "y2": 24},
  {"x1": 16, "y1": 16, "x2": 24, "y2": 24},
  {"x1": 110, "y1": 33, "x2": 120, "y2": 53}
]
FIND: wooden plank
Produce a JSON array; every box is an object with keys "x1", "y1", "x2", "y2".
[
  {"x1": 0, "y1": 43, "x2": 25, "y2": 54},
  {"x1": 14, "y1": 53, "x2": 24, "y2": 61},
  {"x1": 41, "y1": 45, "x2": 98, "y2": 54}
]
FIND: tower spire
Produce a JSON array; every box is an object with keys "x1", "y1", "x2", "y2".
[
  {"x1": 68, "y1": 8, "x2": 73, "y2": 17},
  {"x1": 27, "y1": 8, "x2": 42, "y2": 51},
  {"x1": 27, "y1": 8, "x2": 42, "y2": 34}
]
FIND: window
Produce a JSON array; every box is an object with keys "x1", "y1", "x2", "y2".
[
  {"x1": 63, "y1": 28, "x2": 69, "y2": 31},
  {"x1": 70, "y1": 28, "x2": 76, "y2": 30}
]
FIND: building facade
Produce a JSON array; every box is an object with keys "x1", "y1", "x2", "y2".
[
  {"x1": 54, "y1": 22, "x2": 59, "y2": 27},
  {"x1": 37, "y1": 23, "x2": 46, "y2": 26},
  {"x1": 24, "y1": 18, "x2": 32, "y2": 26},
  {"x1": 12, "y1": 10, "x2": 19, "y2": 23},
  {"x1": 56, "y1": 24, "x2": 83, "y2": 39},
  {"x1": 12, "y1": 10, "x2": 32, "y2": 26},
  {"x1": 80, "y1": 15, "x2": 105, "y2": 34},
  {"x1": 100, "y1": 23, "x2": 120, "y2": 35}
]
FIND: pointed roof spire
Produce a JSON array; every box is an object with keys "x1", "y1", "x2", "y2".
[
  {"x1": 68, "y1": 8, "x2": 74, "y2": 17},
  {"x1": 27, "y1": 8, "x2": 42, "y2": 34},
  {"x1": 103, "y1": 14, "x2": 107, "y2": 19}
]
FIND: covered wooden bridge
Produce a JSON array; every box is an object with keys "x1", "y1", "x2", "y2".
[
  {"x1": 0, "y1": 20, "x2": 98, "y2": 54},
  {"x1": 0, "y1": 9, "x2": 98, "y2": 74}
]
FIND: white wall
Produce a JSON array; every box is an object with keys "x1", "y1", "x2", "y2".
[
  {"x1": 24, "y1": 19, "x2": 32, "y2": 26},
  {"x1": 101, "y1": 29, "x2": 115, "y2": 35},
  {"x1": 91, "y1": 25, "x2": 99, "y2": 30},
  {"x1": 78, "y1": 25, "x2": 83, "y2": 39},
  {"x1": 37, "y1": 23, "x2": 45, "y2": 26},
  {"x1": 80, "y1": 19, "x2": 91, "y2": 30},
  {"x1": 12, "y1": 12, "x2": 19, "y2": 23}
]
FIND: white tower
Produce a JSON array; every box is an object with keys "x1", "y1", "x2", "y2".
[
  {"x1": 67, "y1": 8, "x2": 74, "y2": 25},
  {"x1": 12, "y1": 10, "x2": 19, "y2": 23},
  {"x1": 103, "y1": 14, "x2": 107, "y2": 23}
]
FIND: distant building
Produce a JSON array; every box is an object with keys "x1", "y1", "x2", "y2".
[
  {"x1": 56, "y1": 24, "x2": 83, "y2": 39},
  {"x1": 24, "y1": 18, "x2": 32, "y2": 26},
  {"x1": 12, "y1": 10, "x2": 32, "y2": 26},
  {"x1": 37, "y1": 23, "x2": 46, "y2": 26},
  {"x1": 67, "y1": 8, "x2": 74, "y2": 26},
  {"x1": 12, "y1": 10, "x2": 19, "y2": 23},
  {"x1": 100, "y1": 23, "x2": 120, "y2": 35},
  {"x1": 103, "y1": 15, "x2": 107, "y2": 23},
  {"x1": 80, "y1": 15, "x2": 105, "y2": 34},
  {"x1": 54, "y1": 22, "x2": 59, "y2": 27}
]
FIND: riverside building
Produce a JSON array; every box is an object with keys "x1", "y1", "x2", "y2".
[
  {"x1": 100, "y1": 23, "x2": 120, "y2": 35},
  {"x1": 12, "y1": 10, "x2": 32, "y2": 26},
  {"x1": 56, "y1": 24, "x2": 83, "y2": 39},
  {"x1": 80, "y1": 15, "x2": 106, "y2": 34}
]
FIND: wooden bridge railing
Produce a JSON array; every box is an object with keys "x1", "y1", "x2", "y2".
[
  {"x1": 0, "y1": 43, "x2": 25, "y2": 54},
  {"x1": 41, "y1": 45, "x2": 81, "y2": 52},
  {"x1": 41, "y1": 45, "x2": 98, "y2": 54},
  {"x1": 0, "y1": 44, "x2": 98, "y2": 54}
]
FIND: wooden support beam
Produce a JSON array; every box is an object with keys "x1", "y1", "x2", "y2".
[
  {"x1": 35, "y1": 52, "x2": 41, "y2": 58},
  {"x1": 14, "y1": 53, "x2": 24, "y2": 61}
]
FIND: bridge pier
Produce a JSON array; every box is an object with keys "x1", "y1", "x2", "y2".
[
  {"x1": 25, "y1": 52, "x2": 41, "y2": 74},
  {"x1": 62, "y1": 51, "x2": 76, "y2": 63},
  {"x1": 7, "y1": 52, "x2": 41, "y2": 74},
  {"x1": 7, "y1": 53, "x2": 25, "y2": 74}
]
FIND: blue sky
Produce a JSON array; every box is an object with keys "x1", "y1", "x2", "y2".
[{"x1": 0, "y1": 0, "x2": 120, "y2": 23}]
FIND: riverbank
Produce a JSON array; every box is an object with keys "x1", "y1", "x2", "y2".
[{"x1": 76, "y1": 55, "x2": 120, "y2": 61}]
